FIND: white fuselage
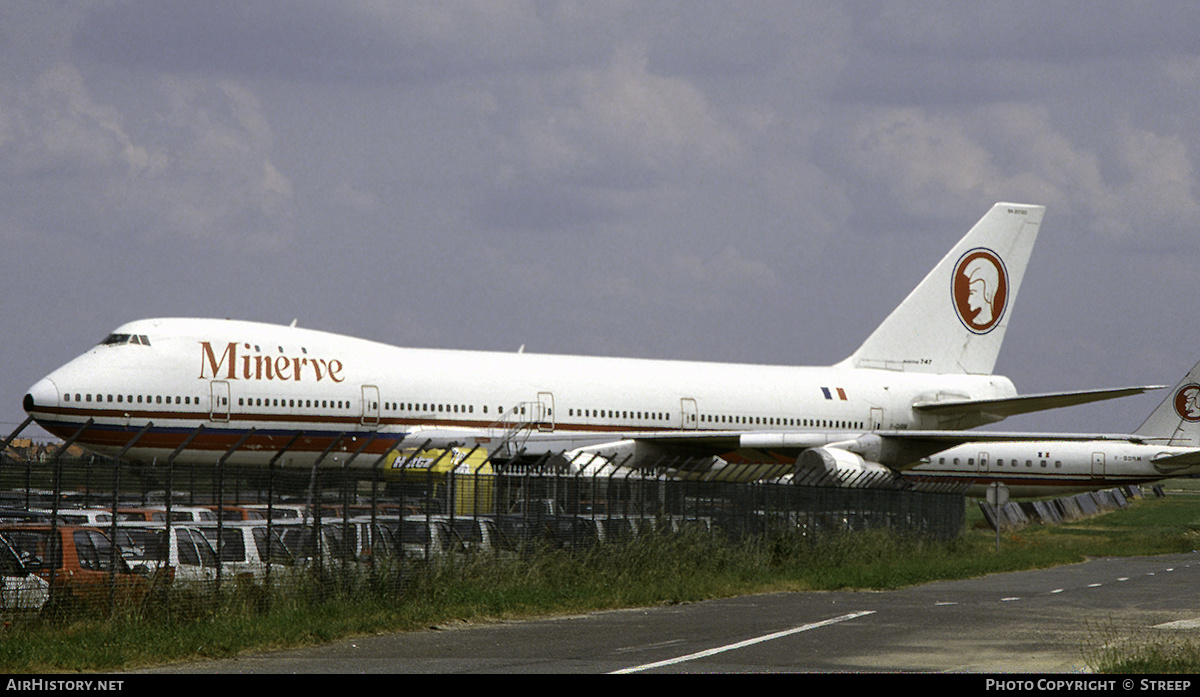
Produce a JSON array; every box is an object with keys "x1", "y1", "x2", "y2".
[
  {"x1": 903, "y1": 440, "x2": 1199, "y2": 498},
  {"x1": 23, "y1": 317, "x2": 1017, "y2": 468}
]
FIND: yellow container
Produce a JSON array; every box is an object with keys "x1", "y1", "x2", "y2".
[{"x1": 383, "y1": 447, "x2": 494, "y2": 515}]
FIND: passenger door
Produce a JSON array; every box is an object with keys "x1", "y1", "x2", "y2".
[
  {"x1": 536, "y1": 392, "x2": 554, "y2": 432},
  {"x1": 209, "y1": 381, "x2": 230, "y2": 422},
  {"x1": 361, "y1": 385, "x2": 380, "y2": 427},
  {"x1": 680, "y1": 398, "x2": 699, "y2": 430}
]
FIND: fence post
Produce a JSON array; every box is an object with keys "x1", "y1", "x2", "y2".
[
  {"x1": 213, "y1": 429, "x2": 255, "y2": 594},
  {"x1": 106, "y1": 422, "x2": 153, "y2": 613}
]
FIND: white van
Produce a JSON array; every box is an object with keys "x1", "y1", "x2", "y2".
[
  {"x1": 428, "y1": 516, "x2": 517, "y2": 557},
  {"x1": 352, "y1": 516, "x2": 467, "y2": 562},
  {"x1": 195, "y1": 521, "x2": 297, "y2": 581},
  {"x1": 34, "y1": 507, "x2": 114, "y2": 526},
  {"x1": 112, "y1": 523, "x2": 219, "y2": 584}
]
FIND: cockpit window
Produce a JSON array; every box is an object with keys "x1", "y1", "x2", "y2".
[{"x1": 100, "y1": 333, "x2": 151, "y2": 347}]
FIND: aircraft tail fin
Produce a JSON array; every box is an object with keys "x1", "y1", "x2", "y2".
[
  {"x1": 1134, "y1": 360, "x2": 1200, "y2": 446},
  {"x1": 840, "y1": 202, "x2": 1044, "y2": 375}
]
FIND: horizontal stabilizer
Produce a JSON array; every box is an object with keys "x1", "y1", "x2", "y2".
[
  {"x1": 912, "y1": 385, "x2": 1163, "y2": 421},
  {"x1": 1151, "y1": 450, "x2": 1200, "y2": 472}
]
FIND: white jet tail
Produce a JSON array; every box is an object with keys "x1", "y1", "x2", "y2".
[
  {"x1": 1134, "y1": 360, "x2": 1200, "y2": 446},
  {"x1": 839, "y1": 202, "x2": 1044, "y2": 375}
]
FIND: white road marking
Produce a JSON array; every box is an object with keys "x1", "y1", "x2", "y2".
[{"x1": 609, "y1": 611, "x2": 876, "y2": 674}]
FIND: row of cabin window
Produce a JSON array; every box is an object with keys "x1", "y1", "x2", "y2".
[
  {"x1": 64, "y1": 392, "x2": 352, "y2": 412},
  {"x1": 64, "y1": 393, "x2": 199, "y2": 405},
  {"x1": 381, "y1": 404, "x2": 562, "y2": 417},
  {"x1": 935, "y1": 456, "x2": 1063, "y2": 469},
  {"x1": 384, "y1": 402, "x2": 476, "y2": 414},
  {"x1": 569, "y1": 409, "x2": 668, "y2": 420},
  {"x1": 704, "y1": 414, "x2": 864, "y2": 429},
  {"x1": 238, "y1": 397, "x2": 352, "y2": 410},
  {"x1": 998, "y1": 458, "x2": 1063, "y2": 468},
  {"x1": 67, "y1": 395, "x2": 523, "y2": 416},
  {"x1": 371, "y1": 404, "x2": 863, "y2": 429}
]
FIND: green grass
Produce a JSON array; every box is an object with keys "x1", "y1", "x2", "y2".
[
  {"x1": 3, "y1": 488, "x2": 1200, "y2": 673},
  {"x1": 1082, "y1": 620, "x2": 1200, "y2": 675}
]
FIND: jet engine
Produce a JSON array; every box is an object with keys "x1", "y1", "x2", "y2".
[
  {"x1": 795, "y1": 447, "x2": 896, "y2": 487},
  {"x1": 561, "y1": 450, "x2": 640, "y2": 478}
]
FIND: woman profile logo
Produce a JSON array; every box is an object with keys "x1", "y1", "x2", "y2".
[
  {"x1": 952, "y1": 248, "x2": 1009, "y2": 334},
  {"x1": 1174, "y1": 385, "x2": 1200, "y2": 422}
]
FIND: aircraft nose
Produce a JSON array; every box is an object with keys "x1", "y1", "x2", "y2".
[{"x1": 23, "y1": 377, "x2": 59, "y2": 413}]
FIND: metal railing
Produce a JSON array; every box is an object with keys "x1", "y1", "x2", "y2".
[{"x1": 0, "y1": 443, "x2": 967, "y2": 619}]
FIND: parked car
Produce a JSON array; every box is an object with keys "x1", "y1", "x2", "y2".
[
  {"x1": 337, "y1": 518, "x2": 399, "y2": 561},
  {"x1": 428, "y1": 516, "x2": 517, "y2": 557},
  {"x1": 0, "y1": 525, "x2": 150, "y2": 610},
  {"x1": 202, "y1": 506, "x2": 268, "y2": 521},
  {"x1": 117, "y1": 507, "x2": 198, "y2": 523},
  {"x1": 265, "y1": 522, "x2": 354, "y2": 571},
  {"x1": 0, "y1": 532, "x2": 49, "y2": 610},
  {"x1": 650, "y1": 515, "x2": 714, "y2": 535},
  {"x1": 233, "y1": 503, "x2": 307, "y2": 520},
  {"x1": 351, "y1": 516, "x2": 467, "y2": 562},
  {"x1": 400, "y1": 516, "x2": 466, "y2": 561},
  {"x1": 542, "y1": 515, "x2": 602, "y2": 549},
  {"x1": 591, "y1": 515, "x2": 641, "y2": 544},
  {"x1": 0, "y1": 508, "x2": 50, "y2": 524},
  {"x1": 194, "y1": 522, "x2": 296, "y2": 581},
  {"x1": 112, "y1": 523, "x2": 220, "y2": 584},
  {"x1": 33, "y1": 507, "x2": 115, "y2": 526},
  {"x1": 491, "y1": 514, "x2": 545, "y2": 548},
  {"x1": 141, "y1": 505, "x2": 218, "y2": 523}
]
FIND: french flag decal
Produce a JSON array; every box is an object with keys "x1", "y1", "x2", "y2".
[{"x1": 821, "y1": 387, "x2": 848, "y2": 400}]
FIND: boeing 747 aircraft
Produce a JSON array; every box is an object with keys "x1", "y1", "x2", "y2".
[{"x1": 20, "y1": 203, "x2": 1156, "y2": 477}]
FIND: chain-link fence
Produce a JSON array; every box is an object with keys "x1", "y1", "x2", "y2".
[{"x1": 0, "y1": 447, "x2": 967, "y2": 619}]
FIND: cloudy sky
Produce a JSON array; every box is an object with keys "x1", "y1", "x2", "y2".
[{"x1": 3, "y1": 1, "x2": 1199, "y2": 441}]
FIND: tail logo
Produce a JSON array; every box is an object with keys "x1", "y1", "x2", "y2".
[
  {"x1": 952, "y1": 248, "x2": 1009, "y2": 334},
  {"x1": 1174, "y1": 384, "x2": 1200, "y2": 422}
]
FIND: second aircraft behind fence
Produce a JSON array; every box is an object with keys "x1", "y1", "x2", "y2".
[
  {"x1": 20, "y1": 202, "x2": 1159, "y2": 480},
  {"x1": 893, "y1": 358, "x2": 1200, "y2": 498}
]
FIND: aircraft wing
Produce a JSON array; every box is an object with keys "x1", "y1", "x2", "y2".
[
  {"x1": 610, "y1": 428, "x2": 1147, "y2": 475},
  {"x1": 912, "y1": 385, "x2": 1164, "y2": 423}
]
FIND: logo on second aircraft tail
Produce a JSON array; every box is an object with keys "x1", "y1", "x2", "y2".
[
  {"x1": 1174, "y1": 384, "x2": 1200, "y2": 422},
  {"x1": 952, "y1": 248, "x2": 1008, "y2": 334}
]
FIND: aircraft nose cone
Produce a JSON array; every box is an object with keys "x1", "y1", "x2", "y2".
[{"x1": 23, "y1": 377, "x2": 59, "y2": 413}]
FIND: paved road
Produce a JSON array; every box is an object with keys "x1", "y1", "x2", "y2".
[{"x1": 143, "y1": 551, "x2": 1200, "y2": 674}]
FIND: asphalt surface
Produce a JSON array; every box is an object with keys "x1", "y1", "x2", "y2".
[{"x1": 139, "y1": 551, "x2": 1200, "y2": 674}]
